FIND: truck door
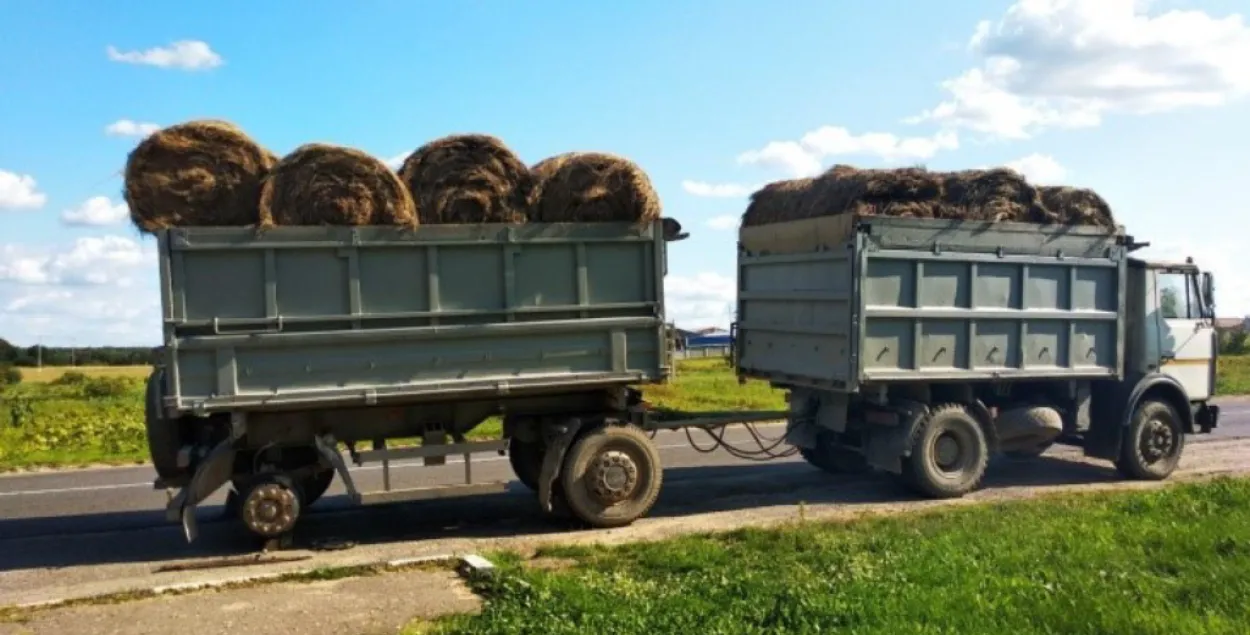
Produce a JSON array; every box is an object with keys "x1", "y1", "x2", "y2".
[{"x1": 1155, "y1": 269, "x2": 1216, "y2": 400}]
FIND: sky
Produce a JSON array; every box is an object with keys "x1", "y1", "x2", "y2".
[{"x1": 1, "y1": 0, "x2": 1249, "y2": 346}]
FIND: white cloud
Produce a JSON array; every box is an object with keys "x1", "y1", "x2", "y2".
[
  {"x1": 0, "y1": 236, "x2": 160, "y2": 345},
  {"x1": 0, "y1": 170, "x2": 47, "y2": 210},
  {"x1": 61, "y1": 196, "x2": 130, "y2": 226},
  {"x1": 665, "y1": 272, "x2": 736, "y2": 330},
  {"x1": 0, "y1": 236, "x2": 153, "y2": 286},
  {"x1": 912, "y1": 0, "x2": 1250, "y2": 139},
  {"x1": 106, "y1": 40, "x2": 223, "y2": 71},
  {"x1": 737, "y1": 127, "x2": 959, "y2": 177},
  {"x1": 682, "y1": 180, "x2": 756, "y2": 198},
  {"x1": 383, "y1": 152, "x2": 408, "y2": 170},
  {"x1": 706, "y1": 215, "x2": 739, "y2": 231},
  {"x1": 1004, "y1": 153, "x2": 1068, "y2": 184},
  {"x1": 105, "y1": 119, "x2": 161, "y2": 137}
]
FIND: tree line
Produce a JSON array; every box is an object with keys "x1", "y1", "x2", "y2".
[{"x1": 0, "y1": 338, "x2": 154, "y2": 367}]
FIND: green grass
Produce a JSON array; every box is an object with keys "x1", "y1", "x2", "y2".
[
  {"x1": 1217, "y1": 354, "x2": 1250, "y2": 396},
  {"x1": 426, "y1": 478, "x2": 1250, "y2": 635},
  {"x1": 0, "y1": 358, "x2": 784, "y2": 472}
]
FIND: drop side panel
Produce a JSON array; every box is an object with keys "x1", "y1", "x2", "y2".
[{"x1": 159, "y1": 222, "x2": 668, "y2": 412}]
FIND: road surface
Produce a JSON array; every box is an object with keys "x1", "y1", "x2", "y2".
[{"x1": 0, "y1": 397, "x2": 1246, "y2": 608}]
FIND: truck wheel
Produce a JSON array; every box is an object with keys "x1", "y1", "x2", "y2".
[
  {"x1": 800, "y1": 432, "x2": 869, "y2": 475},
  {"x1": 238, "y1": 475, "x2": 301, "y2": 539},
  {"x1": 508, "y1": 436, "x2": 544, "y2": 492},
  {"x1": 899, "y1": 403, "x2": 989, "y2": 498},
  {"x1": 1115, "y1": 399, "x2": 1184, "y2": 481},
  {"x1": 560, "y1": 424, "x2": 663, "y2": 528}
]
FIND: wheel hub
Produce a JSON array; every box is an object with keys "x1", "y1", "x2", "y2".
[
  {"x1": 935, "y1": 434, "x2": 962, "y2": 470},
  {"x1": 1141, "y1": 418, "x2": 1175, "y2": 462},
  {"x1": 241, "y1": 483, "x2": 298, "y2": 537},
  {"x1": 589, "y1": 450, "x2": 639, "y2": 505}
]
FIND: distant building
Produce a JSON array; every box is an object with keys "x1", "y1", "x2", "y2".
[{"x1": 1215, "y1": 317, "x2": 1249, "y2": 334}]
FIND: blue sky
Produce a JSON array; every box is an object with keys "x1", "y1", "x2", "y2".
[{"x1": 2, "y1": 0, "x2": 1248, "y2": 346}]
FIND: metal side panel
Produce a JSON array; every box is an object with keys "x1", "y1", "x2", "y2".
[
  {"x1": 158, "y1": 222, "x2": 668, "y2": 413},
  {"x1": 859, "y1": 249, "x2": 1125, "y2": 381},
  {"x1": 734, "y1": 248, "x2": 856, "y2": 389}
]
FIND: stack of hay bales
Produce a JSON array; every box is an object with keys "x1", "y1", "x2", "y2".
[
  {"x1": 741, "y1": 164, "x2": 1116, "y2": 230},
  {"x1": 122, "y1": 119, "x2": 666, "y2": 232}
]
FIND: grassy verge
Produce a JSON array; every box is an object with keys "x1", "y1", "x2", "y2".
[
  {"x1": 1217, "y1": 354, "x2": 1250, "y2": 396},
  {"x1": 0, "y1": 358, "x2": 784, "y2": 472},
  {"x1": 425, "y1": 478, "x2": 1250, "y2": 634}
]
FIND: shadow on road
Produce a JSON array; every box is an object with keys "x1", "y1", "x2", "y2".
[{"x1": 0, "y1": 452, "x2": 1120, "y2": 573}]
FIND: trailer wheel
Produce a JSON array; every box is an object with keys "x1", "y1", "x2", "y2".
[
  {"x1": 899, "y1": 403, "x2": 988, "y2": 498},
  {"x1": 560, "y1": 424, "x2": 663, "y2": 528},
  {"x1": 508, "y1": 436, "x2": 545, "y2": 492},
  {"x1": 1115, "y1": 398, "x2": 1184, "y2": 481},
  {"x1": 238, "y1": 475, "x2": 301, "y2": 539}
]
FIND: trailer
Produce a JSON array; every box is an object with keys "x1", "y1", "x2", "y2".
[
  {"x1": 735, "y1": 214, "x2": 1221, "y2": 496},
  {"x1": 147, "y1": 219, "x2": 785, "y2": 542},
  {"x1": 146, "y1": 212, "x2": 1222, "y2": 544}
]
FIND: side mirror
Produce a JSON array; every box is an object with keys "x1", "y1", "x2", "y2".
[{"x1": 1202, "y1": 271, "x2": 1216, "y2": 318}]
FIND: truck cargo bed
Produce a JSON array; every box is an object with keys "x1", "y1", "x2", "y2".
[
  {"x1": 155, "y1": 221, "x2": 670, "y2": 414},
  {"x1": 735, "y1": 215, "x2": 1127, "y2": 391}
]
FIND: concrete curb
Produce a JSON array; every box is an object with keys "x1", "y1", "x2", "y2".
[{"x1": 6, "y1": 553, "x2": 494, "y2": 614}]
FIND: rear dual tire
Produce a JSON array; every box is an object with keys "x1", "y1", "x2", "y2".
[{"x1": 558, "y1": 424, "x2": 663, "y2": 529}]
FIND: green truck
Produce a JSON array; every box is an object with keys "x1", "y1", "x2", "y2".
[{"x1": 146, "y1": 214, "x2": 1221, "y2": 543}]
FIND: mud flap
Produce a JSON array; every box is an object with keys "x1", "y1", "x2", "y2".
[
  {"x1": 166, "y1": 438, "x2": 237, "y2": 542},
  {"x1": 861, "y1": 403, "x2": 928, "y2": 475},
  {"x1": 537, "y1": 419, "x2": 583, "y2": 513},
  {"x1": 314, "y1": 434, "x2": 360, "y2": 502}
]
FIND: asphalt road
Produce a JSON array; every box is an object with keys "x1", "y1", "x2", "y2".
[{"x1": 0, "y1": 398, "x2": 1246, "y2": 570}]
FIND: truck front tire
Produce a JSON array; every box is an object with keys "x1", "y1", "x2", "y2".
[
  {"x1": 899, "y1": 403, "x2": 989, "y2": 498},
  {"x1": 1115, "y1": 398, "x2": 1184, "y2": 480}
]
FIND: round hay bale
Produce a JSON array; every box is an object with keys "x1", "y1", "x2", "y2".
[
  {"x1": 1038, "y1": 186, "x2": 1116, "y2": 229},
  {"x1": 258, "y1": 143, "x2": 416, "y2": 227},
  {"x1": 531, "y1": 152, "x2": 661, "y2": 223},
  {"x1": 741, "y1": 178, "x2": 816, "y2": 227},
  {"x1": 123, "y1": 120, "x2": 278, "y2": 233},
  {"x1": 396, "y1": 134, "x2": 532, "y2": 224}
]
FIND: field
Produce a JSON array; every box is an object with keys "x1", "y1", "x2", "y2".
[
  {"x1": 0, "y1": 358, "x2": 785, "y2": 472},
  {"x1": 427, "y1": 478, "x2": 1250, "y2": 634},
  {"x1": 1219, "y1": 353, "x2": 1250, "y2": 395}
]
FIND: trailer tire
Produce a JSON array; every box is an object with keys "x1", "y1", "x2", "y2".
[
  {"x1": 144, "y1": 369, "x2": 184, "y2": 482},
  {"x1": 1115, "y1": 398, "x2": 1184, "y2": 481},
  {"x1": 560, "y1": 424, "x2": 662, "y2": 529},
  {"x1": 508, "y1": 436, "x2": 544, "y2": 492},
  {"x1": 899, "y1": 403, "x2": 988, "y2": 498}
]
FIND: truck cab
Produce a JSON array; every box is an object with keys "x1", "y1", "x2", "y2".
[{"x1": 1128, "y1": 257, "x2": 1218, "y2": 404}]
